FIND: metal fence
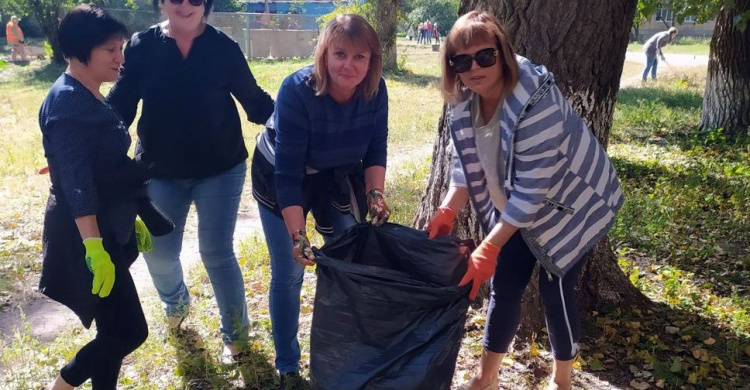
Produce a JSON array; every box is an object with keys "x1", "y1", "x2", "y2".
[{"x1": 105, "y1": 9, "x2": 320, "y2": 59}]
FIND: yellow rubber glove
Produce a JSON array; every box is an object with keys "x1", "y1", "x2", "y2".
[
  {"x1": 83, "y1": 237, "x2": 115, "y2": 298},
  {"x1": 134, "y1": 218, "x2": 153, "y2": 253},
  {"x1": 459, "y1": 240, "x2": 500, "y2": 300}
]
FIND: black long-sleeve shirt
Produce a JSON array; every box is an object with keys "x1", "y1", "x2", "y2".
[{"x1": 107, "y1": 24, "x2": 274, "y2": 179}]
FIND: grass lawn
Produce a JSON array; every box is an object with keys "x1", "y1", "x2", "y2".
[{"x1": 1, "y1": 42, "x2": 748, "y2": 389}]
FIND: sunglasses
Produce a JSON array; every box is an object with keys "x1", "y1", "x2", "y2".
[
  {"x1": 449, "y1": 48, "x2": 499, "y2": 73},
  {"x1": 168, "y1": 0, "x2": 204, "y2": 6}
]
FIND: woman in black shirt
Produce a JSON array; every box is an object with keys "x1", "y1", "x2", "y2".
[{"x1": 107, "y1": 0, "x2": 274, "y2": 361}]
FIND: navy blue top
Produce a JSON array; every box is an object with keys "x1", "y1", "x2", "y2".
[
  {"x1": 40, "y1": 73, "x2": 131, "y2": 220},
  {"x1": 107, "y1": 24, "x2": 274, "y2": 179},
  {"x1": 273, "y1": 66, "x2": 388, "y2": 209}
]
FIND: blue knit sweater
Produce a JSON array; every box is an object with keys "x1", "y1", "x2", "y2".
[{"x1": 273, "y1": 66, "x2": 388, "y2": 209}]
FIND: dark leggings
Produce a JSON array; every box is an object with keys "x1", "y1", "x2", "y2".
[
  {"x1": 483, "y1": 231, "x2": 585, "y2": 361},
  {"x1": 60, "y1": 269, "x2": 148, "y2": 389}
]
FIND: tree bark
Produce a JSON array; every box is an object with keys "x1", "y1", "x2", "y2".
[
  {"x1": 373, "y1": 0, "x2": 398, "y2": 71},
  {"x1": 699, "y1": 0, "x2": 750, "y2": 137},
  {"x1": 29, "y1": 0, "x2": 66, "y2": 64},
  {"x1": 414, "y1": 0, "x2": 646, "y2": 339}
]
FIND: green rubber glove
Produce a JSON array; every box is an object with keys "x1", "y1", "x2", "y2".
[
  {"x1": 134, "y1": 218, "x2": 153, "y2": 253},
  {"x1": 83, "y1": 237, "x2": 115, "y2": 298}
]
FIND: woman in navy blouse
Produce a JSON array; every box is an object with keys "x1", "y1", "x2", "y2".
[
  {"x1": 250, "y1": 14, "x2": 390, "y2": 386},
  {"x1": 39, "y1": 5, "x2": 151, "y2": 390},
  {"x1": 107, "y1": 0, "x2": 274, "y2": 361}
]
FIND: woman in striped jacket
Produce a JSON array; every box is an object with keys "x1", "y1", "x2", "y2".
[{"x1": 425, "y1": 11, "x2": 624, "y2": 390}]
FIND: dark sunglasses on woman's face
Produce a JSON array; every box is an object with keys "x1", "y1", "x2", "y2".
[
  {"x1": 169, "y1": 0, "x2": 204, "y2": 6},
  {"x1": 449, "y1": 48, "x2": 499, "y2": 73}
]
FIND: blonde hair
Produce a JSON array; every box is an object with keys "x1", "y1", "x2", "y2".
[
  {"x1": 311, "y1": 14, "x2": 382, "y2": 101},
  {"x1": 440, "y1": 11, "x2": 519, "y2": 103}
]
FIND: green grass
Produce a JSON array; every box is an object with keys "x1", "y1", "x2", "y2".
[
  {"x1": 602, "y1": 72, "x2": 749, "y2": 389},
  {"x1": 627, "y1": 36, "x2": 711, "y2": 55}
]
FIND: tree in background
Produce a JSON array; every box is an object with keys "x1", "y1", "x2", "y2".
[
  {"x1": 698, "y1": 0, "x2": 749, "y2": 136},
  {"x1": 373, "y1": 0, "x2": 398, "y2": 70},
  {"x1": 413, "y1": 0, "x2": 644, "y2": 336},
  {"x1": 212, "y1": 0, "x2": 244, "y2": 12},
  {"x1": 24, "y1": 0, "x2": 74, "y2": 64},
  {"x1": 319, "y1": 0, "x2": 399, "y2": 71}
]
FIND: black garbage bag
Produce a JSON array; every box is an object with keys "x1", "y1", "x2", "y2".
[{"x1": 310, "y1": 223, "x2": 471, "y2": 390}]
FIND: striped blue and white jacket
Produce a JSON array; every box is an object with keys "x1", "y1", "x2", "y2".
[{"x1": 449, "y1": 56, "x2": 624, "y2": 277}]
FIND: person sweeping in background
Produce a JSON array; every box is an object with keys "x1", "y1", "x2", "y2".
[{"x1": 642, "y1": 27, "x2": 678, "y2": 82}]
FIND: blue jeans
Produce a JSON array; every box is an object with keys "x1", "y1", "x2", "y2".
[
  {"x1": 643, "y1": 54, "x2": 659, "y2": 81},
  {"x1": 144, "y1": 162, "x2": 248, "y2": 345},
  {"x1": 258, "y1": 205, "x2": 356, "y2": 374}
]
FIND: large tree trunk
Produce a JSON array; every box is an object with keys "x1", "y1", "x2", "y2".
[
  {"x1": 29, "y1": 0, "x2": 66, "y2": 64},
  {"x1": 699, "y1": 0, "x2": 750, "y2": 137},
  {"x1": 373, "y1": 0, "x2": 398, "y2": 71},
  {"x1": 414, "y1": 0, "x2": 646, "y2": 341}
]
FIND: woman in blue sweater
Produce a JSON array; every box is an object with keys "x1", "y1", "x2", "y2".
[
  {"x1": 426, "y1": 12, "x2": 624, "y2": 390},
  {"x1": 251, "y1": 14, "x2": 390, "y2": 386}
]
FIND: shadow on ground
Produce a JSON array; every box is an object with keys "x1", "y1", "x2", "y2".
[
  {"x1": 579, "y1": 300, "x2": 750, "y2": 389},
  {"x1": 610, "y1": 155, "x2": 749, "y2": 301},
  {"x1": 385, "y1": 67, "x2": 441, "y2": 88}
]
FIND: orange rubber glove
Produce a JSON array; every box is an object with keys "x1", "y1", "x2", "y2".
[
  {"x1": 425, "y1": 207, "x2": 456, "y2": 239},
  {"x1": 459, "y1": 240, "x2": 500, "y2": 300}
]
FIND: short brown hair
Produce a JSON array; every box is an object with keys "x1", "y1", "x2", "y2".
[
  {"x1": 441, "y1": 11, "x2": 519, "y2": 104},
  {"x1": 311, "y1": 14, "x2": 383, "y2": 101}
]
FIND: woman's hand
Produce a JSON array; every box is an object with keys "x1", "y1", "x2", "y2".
[
  {"x1": 291, "y1": 229, "x2": 316, "y2": 266},
  {"x1": 83, "y1": 237, "x2": 116, "y2": 298},
  {"x1": 425, "y1": 206, "x2": 456, "y2": 239},
  {"x1": 367, "y1": 189, "x2": 391, "y2": 226},
  {"x1": 459, "y1": 240, "x2": 500, "y2": 300}
]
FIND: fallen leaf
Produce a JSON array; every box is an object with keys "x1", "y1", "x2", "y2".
[
  {"x1": 692, "y1": 348, "x2": 709, "y2": 361},
  {"x1": 629, "y1": 379, "x2": 650, "y2": 389},
  {"x1": 704, "y1": 337, "x2": 716, "y2": 345},
  {"x1": 529, "y1": 342, "x2": 540, "y2": 357},
  {"x1": 655, "y1": 379, "x2": 666, "y2": 388},
  {"x1": 665, "y1": 326, "x2": 680, "y2": 335},
  {"x1": 590, "y1": 358, "x2": 604, "y2": 371},
  {"x1": 744, "y1": 344, "x2": 750, "y2": 357},
  {"x1": 670, "y1": 358, "x2": 682, "y2": 373}
]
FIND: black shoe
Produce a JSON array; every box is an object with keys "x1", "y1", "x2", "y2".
[{"x1": 279, "y1": 371, "x2": 307, "y2": 390}]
